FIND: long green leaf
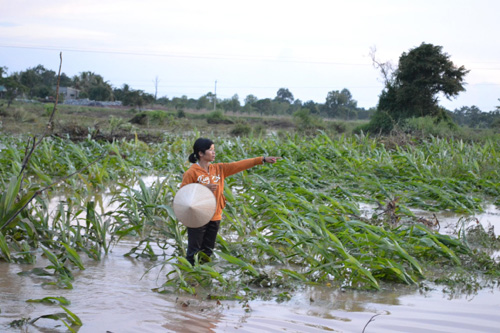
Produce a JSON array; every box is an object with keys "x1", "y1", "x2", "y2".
[
  {"x1": 216, "y1": 251, "x2": 259, "y2": 277},
  {"x1": 61, "y1": 242, "x2": 84, "y2": 270},
  {"x1": 27, "y1": 296, "x2": 71, "y2": 305},
  {"x1": 0, "y1": 231, "x2": 11, "y2": 261},
  {"x1": 60, "y1": 305, "x2": 82, "y2": 326}
]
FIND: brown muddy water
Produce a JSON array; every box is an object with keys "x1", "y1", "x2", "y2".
[{"x1": 1, "y1": 201, "x2": 500, "y2": 332}]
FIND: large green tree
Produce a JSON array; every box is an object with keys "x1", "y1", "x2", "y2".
[
  {"x1": 324, "y1": 88, "x2": 357, "y2": 119},
  {"x1": 220, "y1": 94, "x2": 241, "y2": 112},
  {"x1": 72, "y1": 71, "x2": 113, "y2": 101},
  {"x1": 0, "y1": 67, "x2": 27, "y2": 107},
  {"x1": 19, "y1": 65, "x2": 57, "y2": 98},
  {"x1": 378, "y1": 43, "x2": 469, "y2": 121},
  {"x1": 253, "y1": 98, "x2": 272, "y2": 116},
  {"x1": 113, "y1": 84, "x2": 154, "y2": 107},
  {"x1": 275, "y1": 88, "x2": 294, "y2": 103}
]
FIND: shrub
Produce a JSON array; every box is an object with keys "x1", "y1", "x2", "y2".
[
  {"x1": 129, "y1": 113, "x2": 148, "y2": 125},
  {"x1": 206, "y1": 110, "x2": 233, "y2": 124},
  {"x1": 230, "y1": 123, "x2": 251, "y2": 136},
  {"x1": 253, "y1": 124, "x2": 266, "y2": 136},
  {"x1": 177, "y1": 109, "x2": 186, "y2": 118},
  {"x1": 109, "y1": 116, "x2": 127, "y2": 135},
  {"x1": 403, "y1": 116, "x2": 459, "y2": 138},
  {"x1": 328, "y1": 121, "x2": 347, "y2": 134},
  {"x1": 355, "y1": 110, "x2": 395, "y2": 134},
  {"x1": 149, "y1": 110, "x2": 169, "y2": 125},
  {"x1": 12, "y1": 108, "x2": 35, "y2": 123},
  {"x1": 491, "y1": 118, "x2": 500, "y2": 131},
  {"x1": 293, "y1": 108, "x2": 325, "y2": 131},
  {"x1": 45, "y1": 104, "x2": 54, "y2": 117}
]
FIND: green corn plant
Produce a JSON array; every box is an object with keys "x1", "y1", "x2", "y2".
[
  {"x1": 26, "y1": 296, "x2": 71, "y2": 305},
  {"x1": 29, "y1": 304, "x2": 82, "y2": 332},
  {"x1": 84, "y1": 200, "x2": 112, "y2": 257},
  {"x1": 216, "y1": 251, "x2": 260, "y2": 277},
  {"x1": 41, "y1": 246, "x2": 74, "y2": 288},
  {"x1": 163, "y1": 256, "x2": 230, "y2": 294},
  {"x1": 0, "y1": 230, "x2": 10, "y2": 261}
]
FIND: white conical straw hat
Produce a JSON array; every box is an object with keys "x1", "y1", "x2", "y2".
[{"x1": 173, "y1": 183, "x2": 216, "y2": 227}]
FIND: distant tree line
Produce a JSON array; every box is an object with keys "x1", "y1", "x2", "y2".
[
  {"x1": 157, "y1": 87, "x2": 375, "y2": 120},
  {"x1": 0, "y1": 65, "x2": 155, "y2": 108},
  {"x1": 2, "y1": 58, "x2": 499, "y2": 127},
  {"x1": 0, "y1": 64, "x2": 377, "y2": 120},
  {"x1": 451, "y1": 104, "x2": 500, "y2": 129}
]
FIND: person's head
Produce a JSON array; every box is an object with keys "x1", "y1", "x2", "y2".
[{"x1": 188, "y1": 138, "x2": 215, "y2": 163}]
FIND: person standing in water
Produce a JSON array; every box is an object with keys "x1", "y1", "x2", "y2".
[{"x1": 180, "y1": 138, "x2": 280, "y2": 265}]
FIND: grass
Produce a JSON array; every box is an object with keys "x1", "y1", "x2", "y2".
[{"x1": 0, "y1": 100, "x2": 303, "y2": 141}]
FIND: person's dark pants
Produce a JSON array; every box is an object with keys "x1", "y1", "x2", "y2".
[{"x1": 186, "y1": 220, "x2": 220, "y2": 265}]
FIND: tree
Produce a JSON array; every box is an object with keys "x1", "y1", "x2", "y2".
[
  {"x1": 253, "y1": 98, "x2": 272, "y2": 116},
  {"x1": 156, "y1": 96, "x2": 170, "y2": 106},
  {"x1": 1, "y1": 71, "x2": 27, "y2": 107},
  {"x1": 378, "y1": 43, "x2": 469, "y2": 122},
  {"x1": 244, "y1": 94, "x2": 258, "y2": 106},
  {"x1": 324, "y1": 88, "x2": 357, "y2": 119},
  {"x1": 153, "y1": 76, "x2": 159, "y2": 101},
  {"x1": 196, "y1": 93, "x2": 211, "y2": 110},
  {"x1": 229, "y1": 94, "x2": 241, "y2": 112},
  {"x1": 370, "y1": 45, "x2": 395, "y2": 86},
  {"x1": 275, "y1": 88, "x2": 294, "y2": 103},
  {"x1": 303, "y1": 100, "x2": 320, "y2": 115},
  {"x1": 242, "y1": 94, "x2": 258, "y2": 114},
  {"x1": 19, "y1": 65, "x2": 57, "y2": 98},
  {"x1": 59, "y1": 73, "x2": 73, "y2": 87},
  {"x1": 89, "y1": 83, "x2": 112, "y2": 101},
  {"x1": 171, "y1": 95, "x2": 188, "y2": 110},
  {"x1": 451, "y1": 105, "x2": 500, "y2": 129},
  {"x1": 72, "y1": 71, "x2": 113, "y2": 101},
  {"x1": 220, "y1": 94, "x2": 241, "y2": 113},
  {"x1": 113, "y1": 84, "x2": 153, "y2": 107}
]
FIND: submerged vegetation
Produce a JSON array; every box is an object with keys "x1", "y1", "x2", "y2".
[
  {"x1": 1, "y1": 87, "x2": 500, "y2": 329},
  {"x1": 1, "y1": 132, "x2": 499, "y2": 301}
]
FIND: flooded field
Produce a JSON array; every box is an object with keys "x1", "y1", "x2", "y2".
[
  {"x1": 1, "y1": 206, "x2": 499, "y2": 332},
  {"x1": 2, "y1": 134, "x2": 500, "y2": 332}
]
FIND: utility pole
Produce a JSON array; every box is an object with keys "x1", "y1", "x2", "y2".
[
  {"x1": 153, "y1": 76, "x2": 159, "y2": 101},
  {"x1": 214, "y1": 80, "x2": 217, "y2": 110}
]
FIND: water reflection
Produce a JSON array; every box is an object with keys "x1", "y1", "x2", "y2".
[
  {"x1": 359, "y1": 202, "x2": 500, "y2": 237},
  {"x1": 1, "y1": 240, "x2": 500, "y2": 332},
  {"x1": 162, "y1": 307, "x2": 222, "y2": 333}
]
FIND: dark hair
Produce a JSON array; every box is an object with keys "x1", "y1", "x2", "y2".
[{"x1": 188, "y1": 138, "x2": 214, "y2": 163}]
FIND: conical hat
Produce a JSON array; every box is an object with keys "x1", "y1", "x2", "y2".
[{"x1": 173, "y1": 183, "x2": 216, "y2": 227}]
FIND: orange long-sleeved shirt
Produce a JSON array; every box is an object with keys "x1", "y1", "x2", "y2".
[{"x1": 180, "y1": 157, "x2": 263, "y2": 221}]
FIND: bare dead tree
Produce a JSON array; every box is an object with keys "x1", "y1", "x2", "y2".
[
  {"x1": 2, "y1": 52, "x2": 111, "y2": 231},
  {"x1": 369, "y1": 46, "x2": 395, "y2": 86},
  {"x1": 18, "y1": 52, "x2": 63, "y2": 178}
]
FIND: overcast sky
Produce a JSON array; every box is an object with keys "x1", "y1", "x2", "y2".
[{"x1": 1, "y1": 0, "x2": 499, "y2": 111}]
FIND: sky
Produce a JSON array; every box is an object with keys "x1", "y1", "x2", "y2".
[{"x1": 1, "y1": 0, "x2": 499, "y2": 111}]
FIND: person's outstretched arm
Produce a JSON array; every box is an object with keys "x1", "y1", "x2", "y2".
[{"x1": 221, "y1": 156, "x2": 281, "y2": 177}]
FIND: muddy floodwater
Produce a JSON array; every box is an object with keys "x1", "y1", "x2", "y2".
[{"x1": 1, "y1": 206, "x2": 500, "y2": 332}]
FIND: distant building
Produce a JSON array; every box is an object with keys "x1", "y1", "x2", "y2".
[
  {"x1": 57, "y1": 87, "x2": 80, "y2": 99},
  {"x1": 0, "y1": 85, "x2": 6, "y2": 98}
]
